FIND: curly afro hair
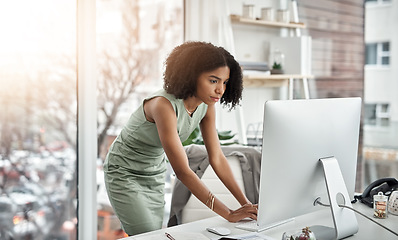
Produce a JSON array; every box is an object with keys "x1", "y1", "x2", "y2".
[{"x1": 163, "y1": 41, "x2": 243, "y2": 110}]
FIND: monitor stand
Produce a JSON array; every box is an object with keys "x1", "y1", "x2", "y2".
[{"x1": 312, "y1": 156, "x2": 359, "y2": 240}]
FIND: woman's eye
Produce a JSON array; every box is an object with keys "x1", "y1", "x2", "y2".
[
  {"x1": 210, "y1": 79, "x2": 217, "y2": 83},
  {"x1": 223, "y1": 81, "x2": 228, "y2": 85}
]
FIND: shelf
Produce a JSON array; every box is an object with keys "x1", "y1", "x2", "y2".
[
  {"x1": 243, "y1": 74, "x2": 314, "y2": 88},
  {"x1": 230, "y1": 14, "x2": 306, "y2": 29},
  {"x1": 244, "y1": 74, "x2": 314, "y2": 80}
]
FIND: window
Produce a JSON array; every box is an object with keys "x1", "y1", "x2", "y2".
[
  {"x1": 364, "y1": 103, "x2": 390, "y2": 125},
  {"x1": 96, "y1": 0, "x2": 184, "y2": 237},
  {"x1": 0, "y1": 1, "x2": 77, "y2": 239},
  {"x1": 365, "y1": 42, "x2": 390, "y2": 66},
  {"x1": 1, "y1": 0, "x2": 183, "y2": 239}
]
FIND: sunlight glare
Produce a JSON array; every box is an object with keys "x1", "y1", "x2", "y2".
[{"x1": 0, "y1": 0, "x2": 76, "y2": 55}]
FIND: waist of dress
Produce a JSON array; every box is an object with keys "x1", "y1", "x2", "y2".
[{"x1": 104, "y1": 157, "x2": 167, "y2": 176}]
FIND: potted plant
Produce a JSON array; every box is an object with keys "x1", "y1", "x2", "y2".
[
  {"x1": 271, "y1": 49, "x2": 285, "y2": 74},
  {"x1": 271, "y1": 61, "x2": 284, "y2": 74}
]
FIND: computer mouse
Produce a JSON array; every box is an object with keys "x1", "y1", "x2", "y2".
[{"x1": 206, "y1": 226, "x2": 231, "y2": 236}]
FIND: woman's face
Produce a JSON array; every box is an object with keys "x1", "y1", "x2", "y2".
[{"x1": 195, "y1": 66, "x2": 230, "y2": 105}]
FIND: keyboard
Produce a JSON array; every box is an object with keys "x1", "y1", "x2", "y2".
[
  {"x1": 218, "y1": 232, "x2": 279, "y2": 240},
  {"x1": 221, "y1": 232, "x2": 277, "y2": 240},
  {"x1": 235, "y1": 218, "x2": 294, "y2": 232}
]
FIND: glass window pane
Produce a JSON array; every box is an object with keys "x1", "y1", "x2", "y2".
[
  {"x1": 381, "y1": 56, "x2": 390, "y2": 65},
  {"x1": 0, "y1": 1, "x2": 77, "y2": 240},
  {"x1": 96, "y1": 0, "x2": 183, "y2": 238},
  {"x1": 365, "y1": 43, "x2": 377, "y2": 65},
  {"x1": 382, "y1": 42, "x2": 390, "y2": 52}
]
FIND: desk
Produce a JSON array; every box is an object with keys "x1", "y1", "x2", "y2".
[{"x1": 122, "y1": 203, "x2": 398, "y2": 240}]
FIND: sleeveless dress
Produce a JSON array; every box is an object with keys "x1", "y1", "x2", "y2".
[{"x1": 103, "y1": 89, "x2": 208, "y2": 235}]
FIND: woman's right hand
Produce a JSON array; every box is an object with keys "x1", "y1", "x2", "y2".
[{"x1": 226, "y1": 203, "x2": 258, "y2": 223}]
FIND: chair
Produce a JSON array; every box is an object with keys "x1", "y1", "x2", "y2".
[
  {"x1": 180, "y1": 155, "x2": 245, "y2": 223},
  {"x1": 167, "y1": 145, "x2": 261, "y2": 227}
]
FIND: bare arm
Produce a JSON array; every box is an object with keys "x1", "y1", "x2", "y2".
[
  {"x1": 144, "y1": 97, "x2": 257, "y2": 222},
  {"x1": 200, "y1": 104, "x2": 251, "y2": 206}
]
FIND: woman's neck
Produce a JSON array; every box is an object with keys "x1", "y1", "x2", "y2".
[{"x1": 183, "y1": 97, "x2": 200, "y2": 115}]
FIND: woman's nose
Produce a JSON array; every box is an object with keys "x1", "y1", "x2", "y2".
[{"x1": 216, "y1": 83, "x2": 225, "y2": 95}]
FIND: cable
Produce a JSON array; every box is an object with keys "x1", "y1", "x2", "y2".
[{"x1": 314, "y1": 198, "x2": 398, "y2": 237}]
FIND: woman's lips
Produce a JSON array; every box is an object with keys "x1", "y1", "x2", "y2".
[{"x1": 211, "y1": 97, "x2": 220, "y2": 102}]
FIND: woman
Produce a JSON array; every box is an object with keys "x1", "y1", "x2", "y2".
[{"x1": 103, "y1": 41, "x2": 257, "y2": 235}]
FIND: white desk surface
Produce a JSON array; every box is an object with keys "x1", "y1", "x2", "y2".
[{"x1": 122, "y1": 203, "x2": 398, "y2": 240}]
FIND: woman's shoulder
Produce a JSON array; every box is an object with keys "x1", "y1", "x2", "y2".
[
  {"x1": 145, "y1": 89, "x2": 181, "y2": 113},
  {"x1": 147, "y1": 89, "x2": 177, "y2": 102}
]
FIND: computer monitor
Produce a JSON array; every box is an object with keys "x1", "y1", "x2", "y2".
[{"x1": 258, "y1": 97, "x2": 361, "y2": 239}]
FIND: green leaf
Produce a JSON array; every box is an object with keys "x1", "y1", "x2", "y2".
[
  {"x1": 182, "y1": 128, "x2": 201, "y2": 146},
  {"x1": 182, "y1": 127, "x2": 236, "y2": 146},
  {"x1": 272, "y1": 62, "x2": 282, "y2": 69},
  {"x1": 218, "y1": 131, "x2": 235, "y2": 140}
]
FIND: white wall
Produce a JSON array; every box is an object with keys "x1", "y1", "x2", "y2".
[{"x1": 365, "y1": 1, "x2": 398, "y2": 121}]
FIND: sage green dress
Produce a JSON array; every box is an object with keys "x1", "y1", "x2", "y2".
[{"x1": 103, "y1": 89, "x2": 208, "y2": 235}]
